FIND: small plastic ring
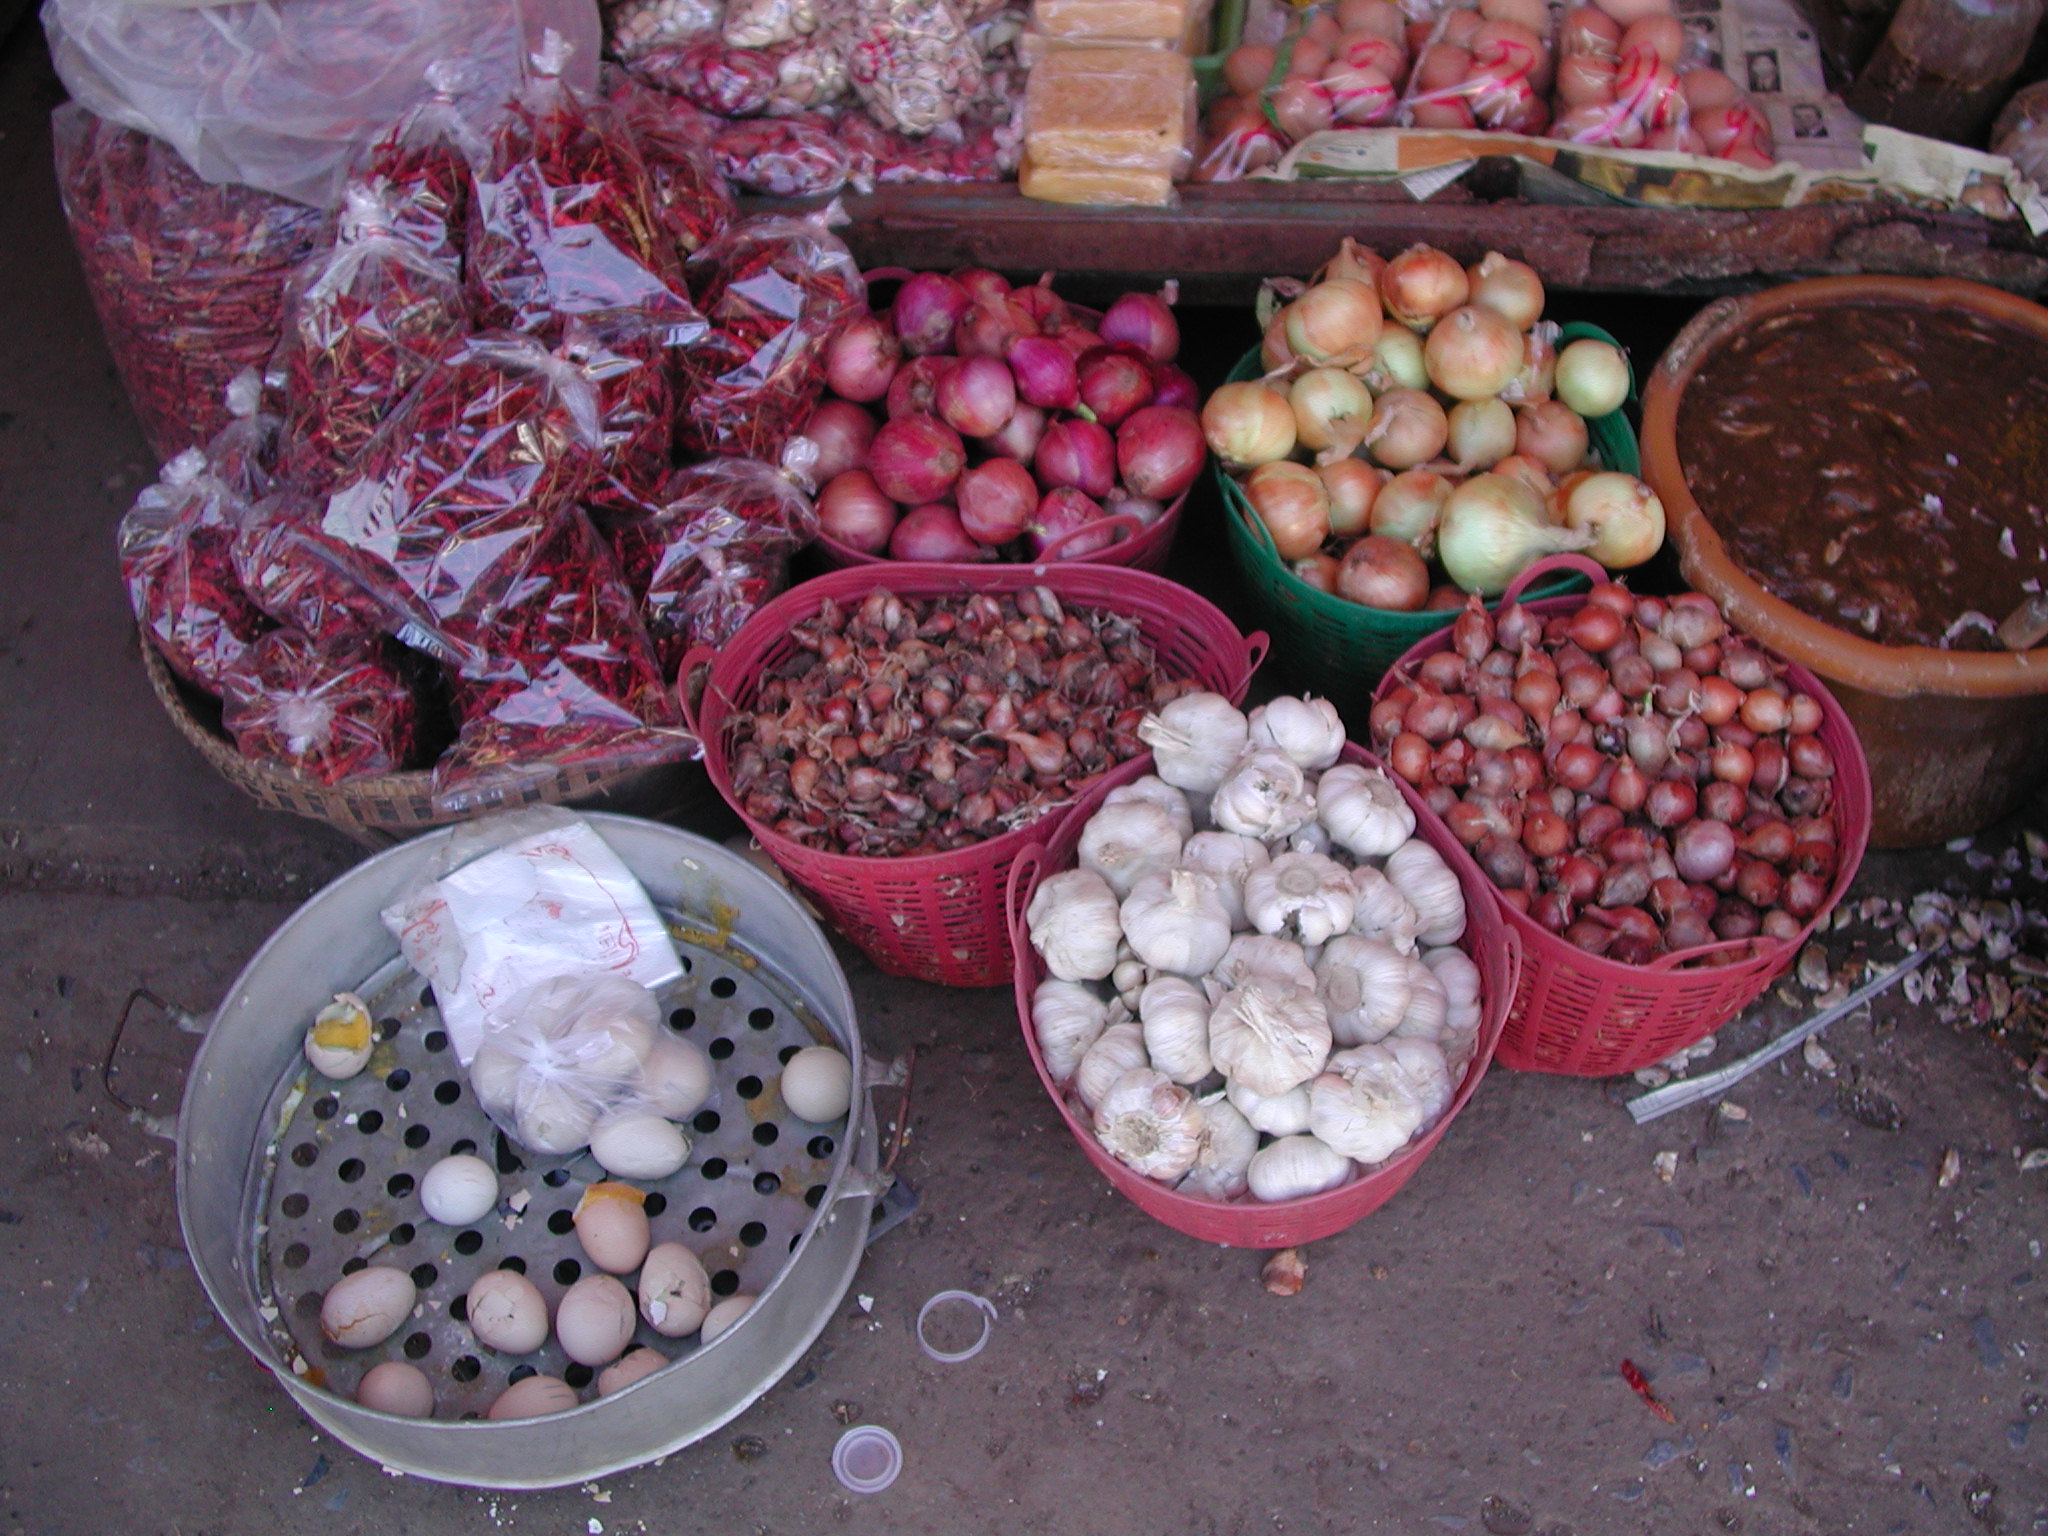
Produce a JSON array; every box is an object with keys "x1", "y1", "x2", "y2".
[{"x1": 914, "y1": 1289, "x2": 997, "y2": 1363}]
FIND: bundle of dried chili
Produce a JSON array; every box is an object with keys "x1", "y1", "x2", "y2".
[
  {"x1": 677, "y1": 206, "x2": 866, "y2": 460},
  {"x1": 273, "y1": 183, "x2": 471, "y2": 497},
  {"x1": 556, "y1": 310, "x2": 679, "y2": 514},
  {"x1": 710, "y1": 114, "x2": 872, "y2": 197},
  {"x1": 118, "y1": 448, "x2": 274, "y2": 692},
  {"x1": 231, "y1": 492, "x2": 396, "y2": 646},
  {"x1": 352, "y1": 61, "x2": 492, "y2": 269},
  {"x1": 609, "y1": 79, "x2": 736, "y2": 258},
  {"x1": 205, "y1": 367, "x2": 282, "y2": 501},
  {"x1": 467, "y1": 35, "x2": 701, "y2": 335},
  {"x1": 836, "y1": 113, "x2": 1010, "y2": 183},
  {"x1": 52, "y1": 104, "x2": 329, "y2": 462},
  {"x1": 219, "y1": 629, "x2": 422, "y2": 784},
  {"x1": 603, "y1": 450, "x2": 820, "y2": 672}
]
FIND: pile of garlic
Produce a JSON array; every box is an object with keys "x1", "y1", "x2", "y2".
[{"x1": 1026, "y1": 693, "x2": 1481, "y2": 1205}]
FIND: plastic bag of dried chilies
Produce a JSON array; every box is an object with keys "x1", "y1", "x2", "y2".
[
  {"x1": 271, "y1": 182, "x2": 472, "y2": 497},
  {"x1": 219, "y1": 628, "x2": 423, "y2": 784},
  {"x1": 466, "y1": 32, "x2": 702, "y2": 335},
  {"x1": 51, "y1": 103, "x2": 329, "y2": 463},
  {"x1": 232, "y1": 490, "x2": 415, "y2": 648},
  {"x1": 601, "y1": 447, "x2": 821, "y2": 679},
  {"x1": 351, "y1": 60, "x2": 492, "y2": 269},
  {"x1": 118, "y1": 446, "x2": 276, "y2": 693},
  {"x1": 607, "y1": 80, "x2": 736, "y2": 258},
  {"x1": 677, "y1": 204, "x2": 865, "y2": 459},
  {"x1": 557, "y1": 311, "x2": 681, "y2": 515}
]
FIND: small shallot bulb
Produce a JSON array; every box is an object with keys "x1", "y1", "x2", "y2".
[
  {"x1": 1466, "y1": 252, "x2": 1545, "y2": 331},
  {"x1": 1362, "y1": 388, "x2": 1448, "y2": 470},
  {"x1": 1244, "y1": 461, "x2": 1332, "y2": 560},
  {"x1": 1284, "y1": 278, "x2": 1384, "y2": 366},
  {"x1": 1554, "y1": 337, "x2": 1630, "y2": 417},
  {"x1": 1337, "y1": 534, "x2": 1431, "y2": 610},
  {"x1": 1290, "y1": 367, "x2": 1374, "y2": 453},
  {"x1": 1561, "y1": 472, "x2": 1665, "y2": 568},
  {"x1": 1514, "y1": 399, "x2": 1589, "y2": 476},
  {"x1": 1203, "y1": 381, "x2": 1297, "y2": 467},
  {"x1": 1318, "y1": 457, "x2": 1384, "y2": 536},
  {"x1": 1380, "y1": 244, "x2": 1469, "y2": 332},
  {"x1": 1446, "y1": 396, "x2": 1517, "y2": 472},
  {"x1": 1424, "y1": 305, "x2": 1525, "y2": 400}
]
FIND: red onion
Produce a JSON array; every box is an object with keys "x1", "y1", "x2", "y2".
[
  {"x1": 952, "y1": 267, "x2": 1011, "y2": 305},
  {"x1": 887, "y1": 356, "x2": 957, "y2": 420},
  {"x1": 1115, "y1": 405, "x2": 1204, "y2": 501},
  {"x1": 892, "y1": 272, "x2": 970, "y2": 356},
  {"x1": 1011, "y1": 276, "x2": 1073, "y2": 333},
  {"x1": 801, "y1": 399, "x2": 878, "y2": 483},
  {"x1": 955, "y1": 458, "x2": 1038, "y2": 545},
  {"x1": 1150, "y1": 364, "x2": 1201, "y2": 413},
  {"x1": 985, "y1": 401, "x2": 1047, "y2": 463},
  {"x1": 1076, "y1": 346, "x2": 1156, "y2": 427},
  {"x1": 869, "y1": 415, "x2": 965, "y2": 505},
  {"x1": 889, "y1": 503, "x2": 986, "y2": 562},
  {"x1": 1645, "y1": 778, "x2": 1696, "y2": 828},
  {"x1": 1108, "y1": 489, "x2": 1166, "y2": 527},
  {"x1": 1006, "y1": 336, "x2": 1080, "y2": 412},
  {"x1": 817, "y1": 470, "x2": 897, "y2": 554},
  {"x1": 936, "y1": 356, "x2": 1017, "y2": 438},
  {"x1": 826, "y1": 316, "x2": 902, "y2": 403},
  {"x1": 1098, "y1": 283, "x2": 1180, "y2": 362},
  {"x1": 1030, "y1": 487, "x2": 1116, "y2": 559},
  {"x1": 1035, "y1": 417, "x2": 1117, "y2": 499},
  {"x1": 954, "y1": 296, "x2": 1030, "y2": 360}
]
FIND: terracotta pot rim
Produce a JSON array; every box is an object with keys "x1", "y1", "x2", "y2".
[{"x1": 1640, "y1": 274, "x2": 2048, "y2": 700}]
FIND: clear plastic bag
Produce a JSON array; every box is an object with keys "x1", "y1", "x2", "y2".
[
  {"x1": 559, "y1": 310, "x2": 679, "y2": 516},
  {"x1": 712, "y1": 113, "x2": 872, "y2": 196},
  {"x1": 42, "y1": 0, "x2": 598, "y2": 209},
  {"x1": 469, "y1": 974, "x2": 666, "y2": 1154},
  {"x1": 119, "y1": 447, "x2": 273, "y2": 693},
  {"x1": 628, "y1": 37, "x2": 781, "y2": 114},
  {"x1": 606, "y1": 0, "x2": 727, "y2": 58},
  {"x1": 352, "y1": 61, "x2": 493, "y2": 267},
  {"x1": 1398, "y1": 0, "x2": 1553, "y2": 134},
  {"x1": 232, "y1": 491, "x2": 405, "y2": 646},
  {"x1": 835, "y1": 0, "x2": 985, "y2": 134},
  {"x1": 725, "y1": 0, "x2": 819, "y2": 49},
  {"x1": 467, "y1": 34, "x2": 702, "y2": 335},
  {"x1": 677, "y1": 205, "x2": 866, "y2": 459},
  {"x1": 52, "y1": 103, "x2": 329, "y2": 463},
  {"x1": 219, "y1": 629, "x2": 422, "y2": 784},
  {"x1": 272, "y1": 184, "x2": 470, "y2": 497},
  {"x1": 609, "y1": 79, "x2": 737, "y2": 257}
]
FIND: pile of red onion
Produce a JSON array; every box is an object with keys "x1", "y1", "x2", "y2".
[
  {"x1": 1372, "y1": 581, "x2": 1849, "y2": 963},
  {"x1": 806, "y1": 270, "x2": 1206, "y2": 562}
]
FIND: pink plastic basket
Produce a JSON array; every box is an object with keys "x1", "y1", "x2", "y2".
[
  {"x1": 1005, "y1": 744, "x2": 1521, "y2": 1249},
  {"x1": 685, "y1": 563, "x2": 1267, "y2": 988},
  {"x1": 812, "y1": 488, "x2": 1188, "y2": 573},
  {"x1": 1376, "y1": 554, "x2": 1873, "y2": 1078}
]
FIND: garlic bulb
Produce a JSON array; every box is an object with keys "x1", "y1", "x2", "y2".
[
  {"x1": 1074, "y1": 1022, "x2": 1149, "y2": 1112},
  {"x1": 1032, "y1": 977, "x2": 1109, "y2": 1083},
  {"x1": 1247, "y1": 696, "x2": 1346, "y2": 770},
  {"x1": 1177, "y1": 831, "x2": 1269, "y2": 931},
  {"x1": 1384, "y1": 838, "x2": 1467, "y2": 946},
  {"x1": 1391, "y1": 955, "x2": 1449, "y2": 1042},
  {"x1": 1386, "y1": 1036, "x2": 1455, "y2": 1123},
  {"x1": 1247, "y1": 1133, "x2": 1353, "y2": 1202},
  {"x1": 1078, "y1": 799, "x2": 1186, "y2": 900},
  {"x1": 1315, "y1": 934, "x2": 1414, "y2": 1046},
  {"x1": 1210, "y1": 749, "x2": 1319, "y2": 841},
  {"x1": 1213, "y1": 933, "x2": 1317, "y2": 996},
  {"x1": 1139, "y1": 976, "x2": 1214, "y2": 1084},
  {"x1": 1137, "y1": 692, "x2": 1250, "y2": 793},
  {"x1": 1309, "y1": 1044, "x2": 1428, "y2": 1165},
  {"x1": 1178, "y1": 1094, "x2": 1259, "y2": 1200},
  {"x1": 1120, "y1": 868, "x2": 1233, "y2": 978},
  {"x1": 1243, "y1": 851, "x2": 1357, "y2": 947},
  {"x1": 1208, "y1": 983, "x2": 1332, "y2": 1097},
  {"x1": 1227, "y1": 1076, "x2": 1314, "y2": 1136},
  {"x1": 1093, "y1": 1068, "x2": 1205, "y2": 1181},
  {"x1": 1316, "y1": 763, "x2": 1417, "y2": 860},
  {"x1": 1424, "y1": 947, "x2": 1484, "y2": 1037},
  {"x1": 1028, "y1": 869, "x2": 1123, "y2": 981},
  {"x1": 1104, "y1": 776, "x2": 1195, "y2": 843},
  {"x1": 1350, "y1": 866, "x2": 1421, "y2": 953}
]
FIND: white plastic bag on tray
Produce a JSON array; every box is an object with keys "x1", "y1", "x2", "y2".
[
  {"x1": 42, "y1": 0, "x2": 601, "y2": 207},
  {"x1": 468, "y1": 974, "x2": 667, "y2": 1155}
]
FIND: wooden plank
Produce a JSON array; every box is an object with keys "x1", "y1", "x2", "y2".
[{"x1": 757, "y1": 182, "x2": 2048, "y2": 301}]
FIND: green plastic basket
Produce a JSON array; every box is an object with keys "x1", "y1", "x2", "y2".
[{"x1": 1216, "y1": 321, "x2": 1639, "y2": 724}]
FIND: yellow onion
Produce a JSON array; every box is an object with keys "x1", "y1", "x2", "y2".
[
  {"x1": 1561, "y1": 472, "x2": 1665, "y2": 568},
  {"x1": 1379, "y1": 244, "x2": 1468, "y2": 332},
  {"x1": 1423, "y1": 305, "x2": 1525, "y2": 400},
  {"x1": 1317, "y1": 456, "x2": 1385, "y2": 536},
  {"x1": 1202, "y1": 381, "x2": 1297, "y2": 467},
  {"x1": 1465, "y1": 251, "x2": 1546, "y2": 331},
  {"x1": 1361, "y1": 388, "x2": 1447, "y2": 470},
  {"x1": 1244, "y1": 461, "x2": 1332, "y2": 560},
  {"x1": 1446, "y1": 397, "x2": 1517, "y2": 472},
  {"x1": 1361, "y1": 325, "x2": 1430, "y2": 394},
  {"x1": 1437, "y1": 472, "x2": 1593, "y2": 594},
  {"x1": 1554, "y1": 337, "x2": 1630, "y2": 417},
  {"x1": 1289, "y1": 367, "x2": 1373, "y2": 453},
  {"x1": 1370, "y1": 468, "x2": 1453, "y2": 555},
  {"x1": 1283, "y1": 278, "x2": 1384, "y2": 366}
]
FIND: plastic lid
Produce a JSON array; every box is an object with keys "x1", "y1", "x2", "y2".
[
  {"x1": 832, "y1": 1425, "x2": 903, "y2": 1494},
  {"x1": 915, "y1": 1289, "x2": 997, "y2": 1363}
]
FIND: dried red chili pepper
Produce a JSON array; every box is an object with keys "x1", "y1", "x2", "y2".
[
  {"x1": 273, "y1": 184, "x2": 471, "y2": 497},
  {"x1": 609, "y1": 80, "x2": 736, "y2": 258},
  {"x1": 119, "y1": 449, "x2": 274, "y2": 693},
  {"x1": 555, "y1": 311, "x2": 679, "y2": 515},
  {"x1": 231, "y1": 492, "x2": 397, "y2": 646},
  {"x1": 353, "y1": 62, "x2": 491, "y2": 268},
  {"x1": 467, "y1": 37, "x2": 702, "y2": 336},
  {"x1": 1619, "y1": 1359, "x2": 1678, "y2": 1424},
  {"x1": 677, "y1": 206, "x2": 865, "y2": 460},
  {"x1": 220, "y1": 629, "x2": 422, "y2": 784},
  {"x1": 52, "y1": 104, "x2": 329, "y2": 462}
]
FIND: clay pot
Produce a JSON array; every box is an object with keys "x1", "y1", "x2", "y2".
[{"x1": 1640, "y1": 275, "x2": 2048, "y2": 848}]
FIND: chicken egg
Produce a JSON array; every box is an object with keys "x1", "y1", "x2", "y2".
[
  {"x1": 700, "y1": 1293, "x2": 756, "y2": 1344},
  {"x1": 356, "y1": 1360, "x2": 435, "y2": 1418},
  {"x1": 418, "y1": 1153, "x2": 499, "y2": 1226},
  {"x1": 574, "y1": 1182, "x2": 651, "y2": 1274},
  {"x1": 487, "y1": 1374, "x2": 579, "y2": 1420},
  {"x1": 589, "y1": 1112, "x2": 689, "y2": 1181},
  {"x1": 637, "y1": 1242, "x2": 712, "y2": 1337},
  {"x1": 596, "y1": 1346, "x2": 669, "y2": 1396},
  {"x1": 466, "y1": 1268, "x2": 551, "y2": 1355},
  {"x1": 780, "y1": 1045, "x2": 853, "y2": 1122},
  {"x1": 555, "y1": 1273, "x2": 638, "y2": 1366},
  {"x1": 319, "y1": 1265, "x2": 417, "y2": 1349},
  {"x1": 514, "y1": 1078, "x2": 599, "y2": 1156},
  {"x1": 304, "y1": 992, "x2": 375, "y2": 1080},
  {"x1": 636, "y1": 1036, "x2": 713, "y2": 1119}
]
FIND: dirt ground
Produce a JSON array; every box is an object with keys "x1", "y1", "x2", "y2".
[{"x1": 0, "y1": 17, "x2": 2043, "y2": 1536}]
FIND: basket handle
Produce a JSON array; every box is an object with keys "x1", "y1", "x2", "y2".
[
  {"x1": 1498, "y1": 552, "x2": 1609, "y2": 609},
  {"x1": 1223, "y1": 471, "x2": 1284, "y2": 562},
  {"x1": 1003, "y1": 841, "x2": 1053, "y2": 954},
  {"x1": 1239, "y1": 629, "x2": 1272, "y2": 689},
  {"x1": 1035, "y1": 510, "x2": 1147, "y2": 561},
  {"x1": 675, "y1": 645, "x2": 720, "y2": 738}
]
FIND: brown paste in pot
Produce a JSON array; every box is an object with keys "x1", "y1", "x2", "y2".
[{"x1": 1674, "y1": 300, "x2": 2048, "y2": 650}]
